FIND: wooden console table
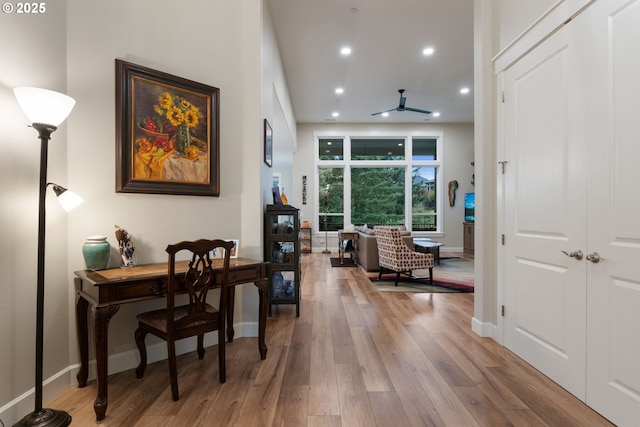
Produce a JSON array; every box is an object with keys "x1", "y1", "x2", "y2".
[{"x1": 74, "y1": 257, "x2": 268, "y2": 420}]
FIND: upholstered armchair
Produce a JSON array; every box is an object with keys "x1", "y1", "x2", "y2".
[{"x1": 373, "y1": 226, "x2": 434, "y2": 286}]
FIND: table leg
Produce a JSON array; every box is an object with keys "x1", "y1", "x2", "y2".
[
  {"x1": 93, "y1": 305, "x2": 120, "y2": 421},
  {"x1": 255, "y1": 278, "x2": 268, "y2": 360},
  {"x1": 226, "y1": 287, "x2": 235, "y2": 342},
  {"x1": 75, "y1": 293, "x2": 89, "y2": 387}
]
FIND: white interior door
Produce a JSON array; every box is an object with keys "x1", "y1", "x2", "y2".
[
  {"x1": 579, "y1": 1, "x2": 640, "y2": 425},
  {"x1": 502, "y1": 23, "x2": 588, "y2": 398}
]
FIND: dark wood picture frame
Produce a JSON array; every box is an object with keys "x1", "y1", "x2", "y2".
[
  {"x1": 116, "y1": 59, "x2": 220, "y2": 196},
  {"x1": 264, "y1": 118, "x2": 273, "y2": 167}
]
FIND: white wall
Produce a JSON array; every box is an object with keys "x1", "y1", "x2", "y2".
[
  {"x1": 293, "y1": 122, "x2": 474, "y2": 251},
  {"x1": 0, "y1": 0, "x2": 282, "y2": 423}
]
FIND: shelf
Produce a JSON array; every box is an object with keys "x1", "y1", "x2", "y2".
[{"x1": 264, "y1": 205, "x2": 301, "y2": 317}]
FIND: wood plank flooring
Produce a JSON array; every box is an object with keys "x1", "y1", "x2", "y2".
[{"x1": 48, "y1": 252, "x2": 614, "y2": 426}]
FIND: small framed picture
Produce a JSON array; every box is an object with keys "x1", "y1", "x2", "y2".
[
  {"x1": 211, "y1": 239, "x2": 238, "y2": 259},
  {"x1": 230, "y1": 239, "x2": 239, "y2": 258},
  {"x1": 264, "y1": 119, "x2": 272, "y2": 167}
]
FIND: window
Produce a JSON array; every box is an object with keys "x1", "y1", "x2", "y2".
[{"x1": 316, "y1": 132, "x2": 443, "y2": 234}]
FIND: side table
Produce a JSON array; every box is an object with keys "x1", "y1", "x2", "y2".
[
  {"x1": 413, "y1": 239, "x2": 444, "y2": 265},
  {"x1": 338, "y1": 230, "x2": 359, "y2": 264}
]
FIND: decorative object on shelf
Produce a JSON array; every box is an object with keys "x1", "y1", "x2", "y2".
[
  {"x1": 322, "y1": 184, "x2": 331, "y2": 254},
  {"x1": 82, "y1": 235, "x2": 110, "y2": 271},
  {"x1": 280, "y1": 188, "x2": 289, "y2": 205},
  {"x1": 114, "y1": 225, "x2": 136, "y2": 267},
  {"x1": 264, "y1": 118, "x2": 272, "y2": 167},
  {"x1": 448, "y1": 180, "x2": 459, "y2": 207},
  {"x1": 13, "y1": 86, "x2": 80, "y2": 427},
  {"x1": 115, "y1": 59, "x2": 220, "y2": 196},
  {"x1": 272, "y1": 271, "x2": 284, "y2": 298},
  {"x1": 302, "y1": 175, "x2": 307, "y2": 205},
  {"x1": 302, "y1": 220, "x2": 310, "y2": 228},
  {"x1": 272, "y1": 186, "x2": 282, "y2": 204}
]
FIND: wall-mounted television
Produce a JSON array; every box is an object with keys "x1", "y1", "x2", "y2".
[{"x1": 464, "y1": 192, "x2": 475, "y2": 222}]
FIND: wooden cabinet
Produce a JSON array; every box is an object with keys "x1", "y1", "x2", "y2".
[
  {"x1": 264, "y1": 205, "x2": 300, "y2": 316},
  {"x1": 463, "y1": 222, "x2": 474, "y2": 254},
  {"x1": 300, "y1": 227, "x2": 312, "y2": 253}
]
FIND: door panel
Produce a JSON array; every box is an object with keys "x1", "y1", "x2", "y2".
[
  {"x1": 581, "y1": 0, "x2": 640, "y2": 425},
  {"x1": 503, "y1": 24, "x2": 588, "y2": 398}
]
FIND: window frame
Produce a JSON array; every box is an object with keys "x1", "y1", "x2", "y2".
[{"x1": 314, "y1": 131, "x2": 443, "y2": 236}]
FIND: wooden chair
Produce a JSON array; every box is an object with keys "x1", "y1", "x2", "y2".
[
  {"x1": 374, "y1": 226, "x2": 434, "y2": 286},
  {"x1": 134, "y1": 238, "x2": 235, "y2": 401}
]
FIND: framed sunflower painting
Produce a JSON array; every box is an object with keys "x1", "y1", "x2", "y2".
[{"x1": 115, "y1": 59, "x2": 220, "y2": 196}]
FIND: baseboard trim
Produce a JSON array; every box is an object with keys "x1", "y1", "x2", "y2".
[
  {"x1": 472, "y1": 316, "x2": 499, "y2": 342},
  {"x1": 0, "y1": 321, "x2": 257, "y2": 425}
]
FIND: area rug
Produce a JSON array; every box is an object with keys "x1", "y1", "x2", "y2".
[
  {"x1": 330, "y1": 257, "x2": 358, "y2": 267},
  {"x1": 367, "y1": 257, "x2": 474, "y2": 293}
]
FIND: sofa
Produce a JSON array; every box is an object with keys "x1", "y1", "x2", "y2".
[{"x1": 354, "y1": 225, "x2": 414, "y2": 271}]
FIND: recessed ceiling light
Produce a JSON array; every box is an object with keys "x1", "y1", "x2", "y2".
[
  {"x1": 382, "y1": 112, "x2": 389, "y2": 117},
  {"x1": 422, "y1": 47, "x2": 435, "y2": 56},
  {"x1": 460, "y1": 87, "x2": 470, "y2": 94},
  {"x1": 332, "y1": 112, "x2": 339, "y2": 117},
  {"x1": 335, "y1": 87, "x2": 344, "y2": 94},
  {"x1": 340, "y1": 47, "x2": 352, "y2": 56},
  {"x1": 432, "y1": 112, "x2": 441, "y2": 117}
]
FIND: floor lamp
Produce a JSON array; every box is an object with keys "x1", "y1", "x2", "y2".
[
  {"x1": 13, "y1": 87, "x2": 82, "y2": 427},
  {"x1": 322, "y1": 185, "x2": 331, "y2": 254}
]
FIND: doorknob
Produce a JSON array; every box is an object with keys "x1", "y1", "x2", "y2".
[
  {"x1": 561, "y1": 249, "x2": 583, "y2": 260},
  {"x1": 586, "y1": 252, "x2": 601, "y2": 263}
]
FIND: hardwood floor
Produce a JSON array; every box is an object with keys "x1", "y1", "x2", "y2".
[{"x1": 48, "y1": 252, "x2": 613, "y2": 426}]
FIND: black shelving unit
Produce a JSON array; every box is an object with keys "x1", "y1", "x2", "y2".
[{"x1": 264, "y1": 204, "x2": 300, "y2": 316}]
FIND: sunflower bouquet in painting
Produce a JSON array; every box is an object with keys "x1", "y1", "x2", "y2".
[{"x1": 133, "y1": 87, "x2": 209, "y2": 183}]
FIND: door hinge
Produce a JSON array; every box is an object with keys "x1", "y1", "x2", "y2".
[
  {"x1": 499, "y1": 161, "x2": 508, "y2": 174},
  {"x1": 501, "y1": 305, "x2": 505, "y2": 316},
  {"x1": 501, "y1": 234, "x2": 505, "y2": 245},
  {"x1": 501, "y1": 91, "x2": 505, "y2": 103}
]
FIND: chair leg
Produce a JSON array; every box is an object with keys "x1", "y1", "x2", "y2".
[
  {"x1": 429, "y1": 267, "x2": 433, "y2": 285},
  {"x1": 218, "y1": 328, "x2": 226, "y2": 383},
  {"x1": 134, "y1": 327, "x2": 148, "y2": 378},
  {"x1": 395, "y1": 271, "x2": 400, "y2": 286},
  {"x1": 167, "y1": 340, "x2": 179, "y2": 401},
  {"x1": 197, "y1": 334, "x2": 205, "y2": 359}
]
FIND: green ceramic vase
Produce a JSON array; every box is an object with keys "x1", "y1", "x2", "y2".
[{"x1": 82, "y1": 235, "x2": 110, "y2": 270}]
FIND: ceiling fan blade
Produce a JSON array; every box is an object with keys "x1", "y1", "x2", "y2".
[
  {"x1": 371, "y1": 108, "x2": 398, "y2": 116},
  {"x1": 405, "y1": 107, "x2": 432, "y2": 115}
]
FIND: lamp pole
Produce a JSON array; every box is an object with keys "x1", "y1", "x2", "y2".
[{"x1": 14, "y1": 124, "x2": 72, "y2": 427}]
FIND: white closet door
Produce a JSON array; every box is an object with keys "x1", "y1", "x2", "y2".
[
  {"x1": 580, "y1": 0, "x2": 640, "y2": 425},
  {"x1": 502, "y1": 23, "x2": 588, "y2": 398}
]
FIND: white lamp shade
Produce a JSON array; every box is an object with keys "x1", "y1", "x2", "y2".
[
  {"x1": 13, "y1": 87, "x2": 76, "y2": 127},
  {"x1": 57, "y1": 190, "x2": 84, "y2": 212}
]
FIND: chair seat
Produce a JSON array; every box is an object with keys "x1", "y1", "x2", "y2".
[{"x1": 137, "y1": 303, "x2": 218, "y2": 333}]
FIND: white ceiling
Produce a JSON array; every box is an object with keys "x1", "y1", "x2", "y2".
[{"x1": 266, "y1": 0, "x2": 474, "y2": 125}]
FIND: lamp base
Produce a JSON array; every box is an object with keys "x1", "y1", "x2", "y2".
[
  {"x1": 322, "y1": 250, "x2": 331, "y2": 254},
  {"x1": 13, "y1": 409, "x2": 71, "y2": 427}
]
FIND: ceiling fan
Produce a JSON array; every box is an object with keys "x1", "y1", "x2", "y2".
[{"x1": 371, "y1": 89, "x2": 432, "y2": 116}]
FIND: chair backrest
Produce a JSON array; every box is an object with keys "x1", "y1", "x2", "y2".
[
  {"x1": 166, "y1": 239, "x2": 234, "y2": 332},
  {"x1": 374, "y1": 226, "x2": 411, "y2": 268}
]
